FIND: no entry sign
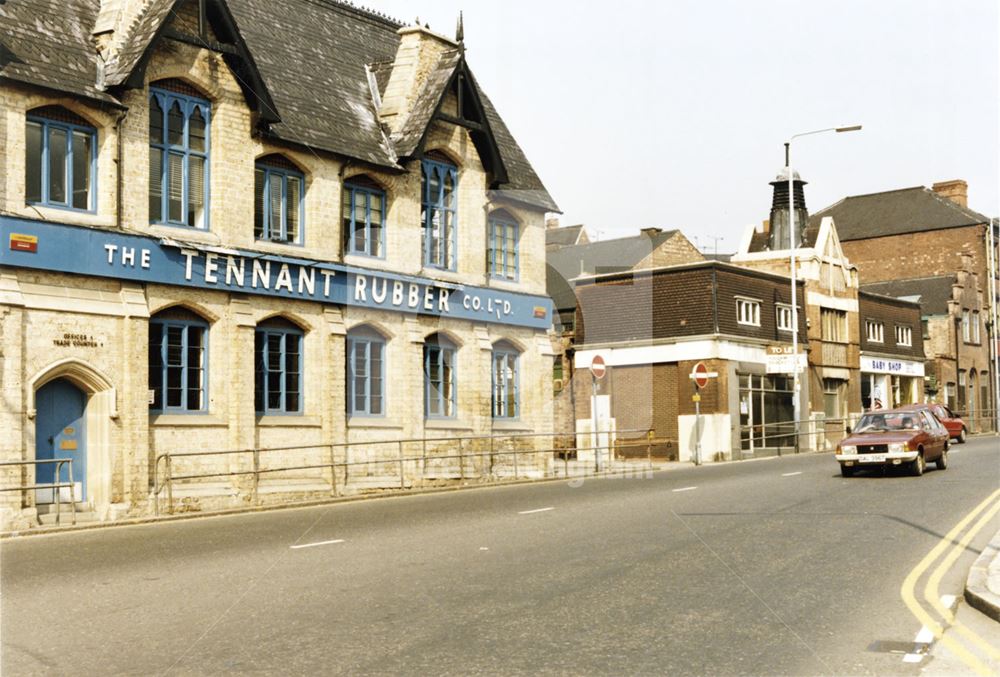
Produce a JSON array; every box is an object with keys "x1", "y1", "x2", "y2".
[
  {"x1": 690, "y1": 361, "x2": 718, "y2": 389},
  {"x1": 590, "y1": 355, "x2": 606, "y2": 379}
]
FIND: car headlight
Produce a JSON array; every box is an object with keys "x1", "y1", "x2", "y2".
[
  {"x1": 888, "y1": 443, "x2": 906, "y2": 454},
  {"x1": 838, "y1": 445, "x2": 854, "y2": 455}
]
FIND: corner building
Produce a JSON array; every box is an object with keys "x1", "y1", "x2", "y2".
[{"x1": 0, "y1": 0, "x2": 558, "y2": 527}]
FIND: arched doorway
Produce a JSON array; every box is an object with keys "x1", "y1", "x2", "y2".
[{"x1": 35, "y1": 379, "x2": 87, "y2": 502}]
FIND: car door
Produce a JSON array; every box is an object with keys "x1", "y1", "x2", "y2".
[{"x1": 921, "y1": 411, "x2": 946, "y2": 457}]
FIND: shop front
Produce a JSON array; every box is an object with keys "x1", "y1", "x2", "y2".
[{"x1": 859, "y1": 355, "x2": 925, "y2": 411}]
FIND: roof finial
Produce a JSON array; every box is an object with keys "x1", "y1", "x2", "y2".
[{"x1": 456, "y1": 11, "x2": 464, "y2": 43}]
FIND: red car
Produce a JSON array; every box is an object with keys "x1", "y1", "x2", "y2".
[
  {"x1": 836, "y1": 407, "x2": 949, "y2": 477},
  {"x1": 898, "y1": 403, "x2": 967, "y2": 443}
]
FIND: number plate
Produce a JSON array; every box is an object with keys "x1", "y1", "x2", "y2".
[{"x1": 858, "y1": 454, "x2": 885, "y2": 463}]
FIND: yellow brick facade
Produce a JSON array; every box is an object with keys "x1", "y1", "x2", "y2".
[{"x1": 0, "y1": 22, "x2": 555, "y2": 528}]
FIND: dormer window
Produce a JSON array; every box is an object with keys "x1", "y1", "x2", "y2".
[
  {"x1": 421, "y1": 153, "x2": 457, "y2": 270},
  {"x1": 25, "y1": 106, "x2": 96, "y2": 211},
  {"x1": 149, "y1": 84, "x2": 210, "y2": 228},
  {"x1": 255, "y1": 155, "x2": 304, "y2": 244}
]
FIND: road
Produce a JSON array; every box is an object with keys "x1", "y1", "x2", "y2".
[{"x1": 3, "y1": 437, "x2": 999, "y2": 676}]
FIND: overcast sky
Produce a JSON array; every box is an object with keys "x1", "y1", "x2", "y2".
[{"x1": 368, "y1": 0, "x2": 998, "y2": 253}]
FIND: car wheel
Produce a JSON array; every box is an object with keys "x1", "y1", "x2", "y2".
[
  {"x1": 911, "y1": 452, "x2": 925, "y2": 477},
  {"x1": 936, "y1": 449, "x2": 948, "y2": 470},
  {"x1": 840, "y1": 464, "x2": 854, "y2": 478},
  {"x1": 958, "y1": 427, "x2": 967, "y2": 444}
]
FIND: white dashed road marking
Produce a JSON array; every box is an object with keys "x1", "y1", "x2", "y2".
[
  {"x1": 902, "y1": 601, "x2": 956, "y2": 666},
  {"x1": 518, "y1": 507, "x2": 555, "y2": 515},
  {"x1": 672, "y1": 486, "x2": 698, "y2": 493},
  {"x1": 781, "y1": 472, "x2": 803, "y2": 477},
  {"x1": 290, "y1": 539, "x2": 345, "y2": 549}
]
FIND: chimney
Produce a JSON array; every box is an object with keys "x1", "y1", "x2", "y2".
[
  {"x1": 932, "y1": 180, "x2": 968, "y2": 208},
  {"x1": 640, "y1": 227, "x2": 663, "y2": 237},
  {"x1": 379, "y1": 24, "x2": 459, "y2": 134},
  {"x1": 546, "y1": 217, "x2": 560, "y2": 230},
  {"x1": 768, "y1": 167, "x2": 808, "y2": 250}
]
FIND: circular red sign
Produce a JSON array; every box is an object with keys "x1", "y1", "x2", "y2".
[
  {"x1": 693, "y1": 362, "x2": 709, "y2": 388},
  {"x1": 590, "y1": 355, "x2": 606, "y2": 379}
]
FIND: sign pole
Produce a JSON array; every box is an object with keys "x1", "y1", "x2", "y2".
[
  {"x1": 591, "y1": 371, "x2": 599, "y2": 473},
  {"x1": 694, "y1": 385, "x2": 702, "y2": 466}
]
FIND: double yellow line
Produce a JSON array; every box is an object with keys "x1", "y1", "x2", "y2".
[{"x1": 900, "y1": 488, "x2": 1000, "y2": 676}]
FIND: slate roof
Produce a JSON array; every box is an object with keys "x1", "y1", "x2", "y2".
[
  {"x1": 546, "y1": 224, "x2": 586, "y2": 248},
  {"x1": 391, "y1": 49, "x2": 462, "y2": 158},
  {"x1": 0, "y1": 0, "x2": 557, "y2": 210},
  {"x1": 546, "y1": 230, "x2": 679, "y2": 310},
  {"x1": 101, "y1": 0, "x2": 176, "y2": 87},
  {"x1": 860, "y1": 275, "x2": 957, "y2": 315},
  {"x1": 810, "y1": 187, "x2": 990, "y2": 241}
]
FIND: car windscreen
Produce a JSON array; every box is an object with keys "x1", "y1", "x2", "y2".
[{"x1": 855, "y1": 414, "x2": 920, "y2": 432}]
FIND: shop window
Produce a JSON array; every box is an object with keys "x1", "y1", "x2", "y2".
[
  {"x1": 424, "y1": 334, "x2": 456, "y2": 418},
  {"x1": 865, "y1": 319, "x2": 884, "y2": 343},
  {"x1": 149, "y1": 308, "x2": 208, "y2": 412},
  {"x1": 421, "y1": 156, "x2": 457, "y2": 270},
  {"x1": 738, "y1": 373, "x2": 794, "y2": 450},
  {"x1": 895, "y1": 325, "x2": 912, "y2": 347},
  {"x1": 149, "y1": 86, "x2": 209, "y2": 228},
  {"x1": 488, "y1": 212, "x2": 519, "y2": 280},
  {"x1": 343, "y1": 175, "x2": 385, "y2": 258},
  {"x1": 736, "y1": 298, "x2": 761, "y2": 326},
  {"x1": 255, "y1": 155, "x2": 303, "y2": 243},
  {"x1": 821, "y1": 308, "x2": 847, "y2": 343},
  {"x1": 492, "y1": 342, "x2": 520, "y2": 419},
  {"x1": 775, "y1": 304, "x2": 794, "y2": 332},
  {"x1": 26, "y1": 107, "x2": 96, "y2": 211},
  {"x1": 254, "y1": 319, "x2": 302, "y2": 414},
  {"x1": 347, "y1": 327, "x2": 386, "y2": 416},
  {"x1": 823, "y1": 378, "x2": 847, "y2": 419}
]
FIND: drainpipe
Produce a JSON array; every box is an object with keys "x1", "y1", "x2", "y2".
[{"x1": 114, "y1": 106, "x2": 129, "y2": 229}]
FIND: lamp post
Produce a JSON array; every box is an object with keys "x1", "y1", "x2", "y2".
[{"x1": 786, "y1": 124, "x2": 861, "y2": 450}]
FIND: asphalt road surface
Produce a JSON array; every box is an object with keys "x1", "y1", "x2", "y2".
[{"x1": 3, "y1": 436, "x2": 999, "y2": 676}]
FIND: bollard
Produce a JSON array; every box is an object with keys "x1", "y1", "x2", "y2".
[
  {"x1": 329, "y1": 444, "x2": 338, "y2": 497},
  {"x1": 253, "y1": 448, "x2": 261, "y2": 505},
  {"x1": 397, "y1": 440, "x2": 406, "y2": 490}
]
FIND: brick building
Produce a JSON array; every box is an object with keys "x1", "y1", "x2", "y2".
[
  {"x1": 545, "y1": 227, "x2": 703, "y2": 445},
  {"x1": 571, "y1": 261, "x2": 806, "y2": 462},
  {"x1": 812, "y1": 180, "x2": 998, "y2": 430},
  {"x1": 857, "y1": 290, "x2": 925, "y2": 410},
  {"x1": 732, "y1": 169, "x2": 862, "y2": 443},
  {"x1": 0, "y1": 0, "x2": 558, "y2": 528}
]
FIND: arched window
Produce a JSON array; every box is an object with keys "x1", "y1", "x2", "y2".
[
  {"x1": 424, "y1": 333, "x2": 456, "y2": 418},
  {"x1": 421, "y1": 152, "x2": 457, "y2": 270},
  {"x1": 255, "y1": 317, "x2": 303, "y2": 414},
  {"x1": 255, "y1": 154, "x2": 304, "y2": 244},
  {"x1": 149, "y1": 81, "x2": 210, "y2": 228},
  {"x1": 488, "y1": 210, "x2": 519, "y2": 280},
  {"x1": 25, "y1": 106, "x2": 96, "y2": 211},
  {"x1": 491, "y1": 341, "x2": 520, "y2": 419},
  {"x1": 347, "y1": 325, "x2": 387, "y2": 416},
  {"x1": 149, "y1": 307, "x2": 209, "y2": 412},
  {"x1": 343, "y1": 175, "x2": 386, "y2": 258}
]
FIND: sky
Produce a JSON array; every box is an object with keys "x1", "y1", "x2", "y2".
[{"x1": 366, "y1": 0, "x2": 998, "y2": 253}]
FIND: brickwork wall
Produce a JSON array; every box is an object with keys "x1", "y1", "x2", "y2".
[{"x1": 857, "y1": 292, "x2": 924, "y2": 360}]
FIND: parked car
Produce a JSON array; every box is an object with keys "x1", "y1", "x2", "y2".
[
  {"x1": 836, "y1": 407, "x2": 949, "y2": 477},
  {"x1": 897, "y1": 403, "x2": 967, "y2": 443}
]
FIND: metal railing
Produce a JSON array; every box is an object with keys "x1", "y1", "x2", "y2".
[
  {"x1": 738, "y1": 416, "x2": 855, "y2": 456},
  {"x1": 0, "y1": 459, "x2": 77, "y2": 525},
  {"x1": 152, "y1": 429, "x2": 665, "y2": 516}
]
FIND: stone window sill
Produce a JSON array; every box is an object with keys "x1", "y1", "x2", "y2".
[
  {"x1": 347, "y1": 417, "x2": 404, "y2": 430},
  {"x1": 256, "y1": 415, "x2": 322, "y2": 428},
  {"x1": 151, "y1": 414, "x2": 227, "y2": 427}
]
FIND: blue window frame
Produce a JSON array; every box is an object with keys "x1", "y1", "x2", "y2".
[
  {"x1": 343, "y1": 179, "x2": 386, "y2": 257},
  {"x1": 421, "y1": 158, "x2": 457, "y2": 270},
  {"x1": 347, "y1": 331, "x2": 386, "y2": 416},
  {"x1": 149, "y1": 317, "x2": 207, "y2": 412},
  {"x1": 489, "y1": 215, "x2": 519, "y2": 280},
  {"x1": 25, "y1": 114, "x2": 96, "y2": 211},
  {"x1": 424, "y1": 336, "x2": 456, "y2": 418},
  {"x1": 255, "y1": 161, "x2": 303, "y2": 243},
  {"x1": 492, "y1": 345, "x2": 520, "y2": 419},
  {"x1": 149, "y1": 87, "x2": 210, "y2": 228},
  {"x1": 254, "y1": 323, "x2": 303, "y2": 414}
]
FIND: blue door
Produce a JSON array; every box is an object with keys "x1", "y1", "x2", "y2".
[{"x1": 35, "y1": 379, "x2": 87, "y2": 502}]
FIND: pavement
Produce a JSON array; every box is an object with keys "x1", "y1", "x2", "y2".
[{"x1": 966, "y1": 525, "x2": 1000, "y2": 622}]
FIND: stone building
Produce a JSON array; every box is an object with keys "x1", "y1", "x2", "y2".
[
  {"x1": 0, "y1": 0, "x2": 558, "y2": 527},
  {"x1": 732, "y1": 169, "x2": 862, "y2": 445},
  {"x1": 812, "y1": 180, "x2": 998, "y2": 430}
]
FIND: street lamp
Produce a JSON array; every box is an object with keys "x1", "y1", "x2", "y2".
[{"x1": 786, "y1": 124, "x2": 861, "y2": 450}]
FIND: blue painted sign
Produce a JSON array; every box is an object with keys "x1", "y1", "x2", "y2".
[{"x1": 1, "y1": 216, "x2": 552, "y2": 329}]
